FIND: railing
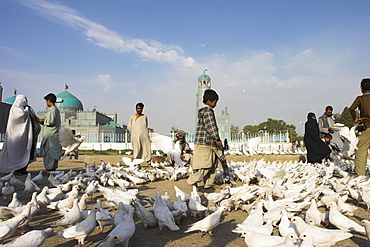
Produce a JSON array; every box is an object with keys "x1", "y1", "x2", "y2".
[{"x1": 0, "y1": 131, "x2": 290, "y2": 144}]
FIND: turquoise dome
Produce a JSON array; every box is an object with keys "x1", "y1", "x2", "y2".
[
  {"x1": 55, "y1": 91, "x2": 83, "y2": 112},
  {"x1": 198, "y1": 74, "x2": 210, "y2": 79},
  {"x1": 3, "y1": 96, "x2": 16, "y2": 105}
]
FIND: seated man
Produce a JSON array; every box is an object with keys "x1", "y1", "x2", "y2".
[{"x1": 167, "y1": 132, "x2": 193, "y2": 166}]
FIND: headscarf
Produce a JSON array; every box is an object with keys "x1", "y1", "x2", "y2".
[
  {"x1": 0, "y1": 95, "x2": 39, "y2": 172},
  {"x1": 304, "y1": 112, "x2": 331, "y2": 163}
]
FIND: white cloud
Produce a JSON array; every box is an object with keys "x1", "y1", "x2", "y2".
[
  {"x1": 91, "y1": 74, "x2": 113, "y2": 92},
  {"x1": 22, "y1": 0, "x2": 196, "y2": 68},
  {"x1": 283, "y1": 49, "x2": 333, "y2": 75}
]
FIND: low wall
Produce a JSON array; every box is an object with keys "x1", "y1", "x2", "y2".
[{"x1": 84, "y1": 154, "x2": 301, "y2": 166}]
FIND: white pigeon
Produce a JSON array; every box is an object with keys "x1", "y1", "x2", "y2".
[
  {"x1": 23, "y1": 173, "x2": 40, "y2": 194},
  {"x1": 105, "y1": 206, "x2": 135, "y2": 247},
  {"x1": 31, "y1": 171, "x2": 44, "y2": 183},
  {"x1": 184, "y1": 206, "x2": 225, "y2": 237},
  {"x1": 189, "y1": 192, "x2": 208, "y2": 218},
  {"x1": 58, "y1": 126, "x2": 85, "y2": 160},
  {"x1": 36, "y1": 186, "x2": 51, "y2": 207},
  {"x1": 52, "y1": 198, "x2": 82, "y2": 227},
  {"x1": 3, "y1": 228, "x2": 53, "y2": 247},
  {"x1": 279, "y1": 210, "x2": 298, "y2": 237},
  {"x1": 360, "y1": 186, "x2": 370, "y2": 210},
  {"x1": 273, "y1": 232, "x2": 299, "y2": 247},
  {"x1": 152, "y1": 191, "x2": 180, "y2": 233},
  {"x1": 174, "y1": 185, "x2": 191, "y2": 201},
  {"x1": 55, "y1": 205, "x2": 100, "y2": 246},
  {"x1": 291, "y1": 216, "x2": 353, "y2": 246},
  {"x1": 2, "y1": 182, "x2": 14, "y2": 201},
  {"x1": 233, "y1": 219, "x2": 273, "y2": 235},
  {"x1": 132, "y1": 198, "x2": 158, "y2": 228},
  {"x1": 327, "y1": 201, "x2": 365, "y2": 233},
  {"x1": 336, "y1": 195, "x2": 358, "y2": 216},
  {"x1": 151, "y1": 133, "x2": 185, "y2": 167},
  {"x1": 47, "y1": 193, "x2": 77, "y2": 210},
  {"x1": 0, "y1": 215, "x2": 27, "y2": 240},
  {"x1": 8, "y1": 193, "x2": 23, "y2": 208},
  {"x1": 298, "y1": 231, "x2": 314, "y2": 247},
  {"x1": 96, "y1": 200, "x2": 114, "y2": 232},
  {"x1": 361, "y1": 219, "x2": 370, "y2": 241},
  {"x1": 47, "y1": 185, "x2": 64, "y2": 202},
  {"x1": 241, "y1": 230, "x2": 285, "y2": 247},
  {"x1": 96, "y1": 235, "x2": 123, "y2": 247},
  {"x1": 85, "y1": 180, "x2": 98, "y2": 199},
  {"x1": 305, "y1": 199, "x2": 321, "y2": 226}
]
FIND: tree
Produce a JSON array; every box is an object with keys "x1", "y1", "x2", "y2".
[
  {"x1": 242, "y1": 118, "x2": 300, "y2": 143},
  {"x1": 230, "y1": 124, "x2": 240, "y2": 135},
  {"x1": 170, "y1": 126, "x2": 188, "y2": 135},
  {"x1": 339, "y1": 106, "x2": 355, "y2": 128}
]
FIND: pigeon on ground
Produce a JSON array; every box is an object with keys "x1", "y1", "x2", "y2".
[
  {"x1": 132, "y1": 198, "x2": 157, "y2": 228},
  {"x1": 2, "y1": 228, "x2": 53, "y2": 247},
  {"x1": 241, "y1": 230, "x2": 285, "y2": 247},
  {"x1": 273, "y1": 233, "x2": 299, "y2": 247},
  {"x1": 96, "y1": 235, "x2": 123, "y2": 247},
  {"x1": 152, "y1": 191, "x2": 179, "y2": 233},
  {"x1": 0, "y1": 215, "x2": 27, "y2": 240},
  {"x1": 291, "y1": 216, "x2": 353, "y2": 246},
  {"x1": 9, "y1": 175, "x2": 24, "y2": 187},
  {"x1": 96, "y1": 200, "x2": 114, "y2": 232},
  {"x1": 52, "y1": 198, "x2": 82, "y2": 227},
  {"x1": 298, "y1": 231, "x2": 314, "y2": 247},
  {"x1": 2, "y1": 182, "x2": 14, "y2": 201},
  {"x1": 31, "y1": 171, "x2": 44, "y2": 183},
  {"x1": 36, "y1": 186, "x2": 51, "y2": 207},
  {"x1": 189, "y1": 192, "x2": 208, "y2": 218},
  {"x1": 185, "y1": 206, "x2": 225, "y2": 237},
  {"x1": 305, "y1": 199, "x2": 321, "y2": 226},
  {"x1": 105, "y1": 206, "x2": 135, "y2": 247},
  {"x1": 55, "y1": 205, "x2": 100, "y2": 246},
  {"x1": 361, "y1": 219, "x2": 370, "y2": 241},
  {"x1": 8, "y1": 193, "x2": 22, "y2": 208},
  {"x1": 47, "y1": 193, "x2": 77, "y2": 210},
  {"x1": 327, "y1": 201, "x2": 365, "y2": 233},
  {"x1": 174, "y1": 186, "x2": 190, "y2": 201}
]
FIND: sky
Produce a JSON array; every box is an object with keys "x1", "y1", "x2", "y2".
[{"x1": 1, "y1": 0, "x2": 369, "y2": 135}]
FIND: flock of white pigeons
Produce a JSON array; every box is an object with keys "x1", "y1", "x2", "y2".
[{"x1": 0, "y1": 149, "x2": 370, "y2": 246}]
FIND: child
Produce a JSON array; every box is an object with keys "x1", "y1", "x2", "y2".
[{"x1": 187, "y1": 89, "x2": 223, "y2": 189}]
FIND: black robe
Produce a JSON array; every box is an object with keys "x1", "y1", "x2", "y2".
[{"x1": 304, "y1": 112, "x2": 331, "y2": 163}]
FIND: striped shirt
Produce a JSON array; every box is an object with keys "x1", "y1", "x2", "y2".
[{"x1": 195, "y1": 105, "x2": 220, "y2": 147}]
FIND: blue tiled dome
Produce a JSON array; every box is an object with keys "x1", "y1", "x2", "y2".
[
  {"x1": 55, "y1": 91, "x2": 83, "y2": 112},
  {"x1": 3, "y1": 96, "x2": 16, "y2": 105},
  {"x1": 198, "y1": 74, "x2": 210, "y2": 79}
]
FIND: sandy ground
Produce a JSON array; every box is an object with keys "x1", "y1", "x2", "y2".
[{"x1": 1, "y1": 155, "x2": 370, "y2": 247}]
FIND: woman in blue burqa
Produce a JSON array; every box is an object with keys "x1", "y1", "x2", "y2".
[
  {"x1": 304, "y1": 112, "x2": 331, "y2": 164},
  {"x1": 0, "y1": 95, "x2": 40, "y2": 174}
]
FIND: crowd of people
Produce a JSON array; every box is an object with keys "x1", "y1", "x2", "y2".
[
  {"x1": 304, "y1": 78, "x2": 370, "y2": 177},
  {"x1": 0, "y1": 78, "x2": 369, "y2": 189}
]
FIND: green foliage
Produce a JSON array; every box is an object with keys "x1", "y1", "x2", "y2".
[
  {"x1": 230, "y1": 124, "x2": 240, "y2": 135},
  {"x1": 339, "y1": 106, "x2": 355, "y2": 128},
  {"x1": 243, "y1": 118, "x2": 300, "y2": 143},
  {"x1": 170, "y1": 126, "x2": 188, "y2": 135}
]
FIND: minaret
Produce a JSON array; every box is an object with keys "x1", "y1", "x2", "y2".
[
  {"x1": 0, "y1": 82, "x2": 2, "y2": 102},
  {"x1": 195, "y1": 70, "x2": 211, "y2": 126}
]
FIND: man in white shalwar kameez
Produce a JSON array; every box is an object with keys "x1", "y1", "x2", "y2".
[
  {"x1": 0, "y1": 95, "x2": 40, "y2": 174},
  {"x1": 38, "y1": 93, "x2": 62, "y2": 171},
  {"x1": 128, "y1": 102, "x2": 152, "y2": 163}
]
